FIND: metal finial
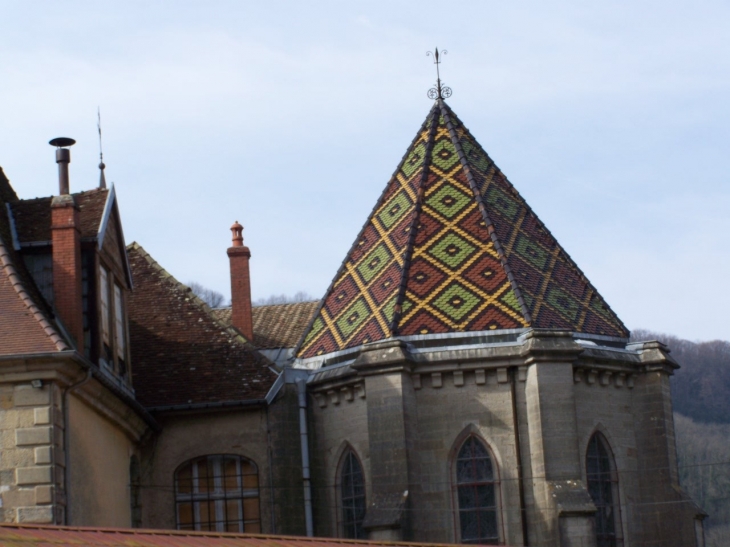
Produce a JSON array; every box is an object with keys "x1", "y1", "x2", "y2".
[
  {"x1": 426, "y1": 48, "x2": 452, "y2": 100},
  {"x1": 97, "y1": 107, "x2": 107, "y2": 189}
]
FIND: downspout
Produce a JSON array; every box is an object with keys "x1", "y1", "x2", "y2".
[
  {"x1": 62, "y1": 368, "x2": 93, "y2": 524},
  {"x1": 510, "y1": 367, "x2": 529, "y2": 546},
  {"x1": 296, "y1": 378, "x2": 314, "y2": 537},
  {"x1": 265, "y1": 406, "x2": 277, "y2": 534}
]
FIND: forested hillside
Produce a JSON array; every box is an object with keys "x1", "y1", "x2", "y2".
[{"x1": 632, "y1": 330, "x2": 730, "y2": 546}]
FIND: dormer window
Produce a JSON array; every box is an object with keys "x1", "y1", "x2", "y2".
[
  {"x1": 114, "y1": 284, "x2": 127, "y2": 375},
  {"x1": 100, "y1": 266, "x2": 111, "y2": 350},
  {"x1": 99, "y1": 262, "x2": 129, "y2": 379}
]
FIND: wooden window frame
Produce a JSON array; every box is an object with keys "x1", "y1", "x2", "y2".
[{"x1": 174, "y1": 455, "x2": 261, "y2": 533}]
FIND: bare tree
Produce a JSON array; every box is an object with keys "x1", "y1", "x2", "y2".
[
  {"x1": 188, "y1": 281, "x2": 226, "y2": 308},
  {"x1": 253, "y1": 291, "x2": 314, "y2": 307}
]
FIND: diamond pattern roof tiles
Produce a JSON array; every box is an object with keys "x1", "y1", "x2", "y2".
[{"x1": 296, "y1": 101, "x2": 628, "y2": 359}]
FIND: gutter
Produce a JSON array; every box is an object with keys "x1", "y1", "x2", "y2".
[{"x1": 146, "y1": 399, "x2": 267, "y2": 413}]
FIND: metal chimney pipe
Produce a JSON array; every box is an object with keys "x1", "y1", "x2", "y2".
[
  {"x1": 56, "y1": 148, "x2": 71, "y2": 195},
  {"x1": 49, "y1": 137, "x2": 76, "y2": 196}
]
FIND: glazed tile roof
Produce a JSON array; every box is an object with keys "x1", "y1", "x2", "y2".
[
  {"x1": 0, "y1": 168, "x2": 69, "y2": 356},
  {"x1": 214, "y1": 301, "x2": 320, "y2": 349},
  {"x1": 297, "y1": 100, "x2": 628, "y2": 359},
  {"x1": 10, "y1": 188, "x2": 109, "y2": 243},
  {"x1": 127, "y1": 243, "x2": 278, "y2": 409},
  {"x1": 0, "y1": 524, "x2": 502, "y2": 547}
]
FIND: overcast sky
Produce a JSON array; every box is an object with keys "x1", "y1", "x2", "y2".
[{"x1": 1, "y1": 1, "x2": 728, "y2": 341}]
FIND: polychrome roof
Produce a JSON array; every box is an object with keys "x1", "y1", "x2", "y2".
[{"x1": 296, "y1": 100, "x2": 627, "y2": 359}]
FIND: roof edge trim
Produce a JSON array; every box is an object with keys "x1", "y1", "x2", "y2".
[
  {"x1": 97, "y1": 184, "x2": 115, "y2": 250},
  {"x1": 5, "y1": 204, "x2": 20, "y2": 251}
]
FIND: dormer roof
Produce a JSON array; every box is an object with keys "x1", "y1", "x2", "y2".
[{"x1": 297, "y1": 100, "x2": 628, "y2": 359}]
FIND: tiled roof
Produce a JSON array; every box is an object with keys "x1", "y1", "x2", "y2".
[
  {"x1": 0, "y1": 524, "x2": 498, "y2": 547},
  {"x1": 127, "y1": 243, "x2": 278, "y2": 409},
  {"x1": 10, "y1": 188, "x2": 109, "y2": 243},
  {"x1": 214, "y1": 301, "x2": 320, "y2": 349},
  {"x1": 297, "y1": 101, "x2": 628, "y2": 359},
  {"x1": 0, "y1": 168, "x2": 69, "y2": 356}
]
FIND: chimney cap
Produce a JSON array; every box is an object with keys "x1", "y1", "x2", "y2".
[
  {"x1": 49, "y1": 137, "x2": 76, "y2": 148},
  {"x1": 230, "y1": 221, "x2": 244, "y2": 247}
]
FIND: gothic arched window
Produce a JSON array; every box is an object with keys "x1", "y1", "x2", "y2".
[
  {"x1": 454, "y1": 436, "x2": 499, "y2": 544},
  {"x1": 175, "y1": 455, "x2": 260, "y2": 533},
  {"x1": 339, "y1": 449, "x2": 366, "y2": 539},
  {"x1": 586, "y1": 433, "x2": 622, "y2": 547}
]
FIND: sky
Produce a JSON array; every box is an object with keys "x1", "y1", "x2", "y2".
[{"x1": 1, "y1": 1, "x2": 728, "y2": 342}]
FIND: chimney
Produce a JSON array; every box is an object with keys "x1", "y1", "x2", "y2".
[
  {"x1": 227, "y1": 221, "x2": 254, "y2": 341},
  {"x1": 49, "y1": 138, "x2": 83, "y2": 348}
]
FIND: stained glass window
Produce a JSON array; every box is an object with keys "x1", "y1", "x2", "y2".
[
  {"x1": 586, "y1": 433, "x2": 622, "y2": 547},
  {"x1": 455, "y1": 437, "x2": 499, "y2": 544},
  {"x1": 340, "y1": 450, "x2": 366, "y2": 539},
  {"x1": 175, "y1": 455, "x2": 260, "y2": 533}
]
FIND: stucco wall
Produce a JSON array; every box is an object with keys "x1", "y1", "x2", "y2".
[
  {"x1": 138, "y1": 407, "x2": 271, "y2": 532},
  {"x1": 66, "y1": 393, "x2": 135, "y2": 526}
]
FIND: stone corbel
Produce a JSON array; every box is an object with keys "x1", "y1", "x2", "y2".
[
  {"x1": 474, "y1": 369, "x2": 486, "y2": 385},
  {"x1": 453, "y1": 371, "x2": 464, "y2": 387}
]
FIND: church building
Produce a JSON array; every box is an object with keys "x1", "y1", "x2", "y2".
[{"x1": 0, "y1": 90, "x2": 705, "y2": 547}]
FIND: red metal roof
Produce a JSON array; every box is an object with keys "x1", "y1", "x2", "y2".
[{"x1": 0, "y1": 524, "x2": 495, "y2": 547}]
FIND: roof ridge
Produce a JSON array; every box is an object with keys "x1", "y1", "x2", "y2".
[
  {"x1": 293, "y1": 103, "x2": 441, "y2": 355},
  {"x1": 0, "y1": 233, "x2": 68, "y2": 351},
  {"x1": 126, "y1": 242, "x2": 256, "y2": 348},
  {"x1": 441, "y1": 103, "x2": 628, "y2": 336},
  {"x1": 390, "y1": 105, "x2": 439, "y2": 335},
  {"x1": 439, "y1": 100, "x2": 532, "y2": 324}
]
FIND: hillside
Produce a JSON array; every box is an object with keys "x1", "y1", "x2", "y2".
[
  {"x1": 632, "y1": 330, "x2": 730, "y2": 546},
  {"x1": 632, "y1": 329, "x2": 730, "y2": 424}
]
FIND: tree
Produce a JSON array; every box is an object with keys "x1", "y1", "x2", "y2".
[{"x1": 188, "y1": 281, "x2": 226, "y2": 308}]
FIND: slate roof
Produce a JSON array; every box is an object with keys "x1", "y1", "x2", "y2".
[
  {"x1": 0, "y1": 168, "x2": 69, "y2": 356},
  {"x1": 214, "y1": 301, "x2": 319, "y2": 349},
  {"x1": 0, "y1": 524, "x2": 503, "y2": 547},
  {"x1": 10, "y1": 188, "x2": 109, "y2": 243},
  {"x1": 127, "y1": 243, "x2": 278, "y2": 409},
  {"x1": 297, "y1": 100, "x2": 628, "y2": 359}
]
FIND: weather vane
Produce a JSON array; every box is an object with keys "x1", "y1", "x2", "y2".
[
  {"x1": 97, "y1": 107, "x2": 107, "y2": 189},
  {"x1": 426, "y1": 48, "x2": 452, "y2": 100}
]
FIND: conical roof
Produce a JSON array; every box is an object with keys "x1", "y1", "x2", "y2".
[{"x1": 297, "y1": 100, "x2": 627, "y2": 359}]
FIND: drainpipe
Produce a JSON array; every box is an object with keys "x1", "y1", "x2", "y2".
[
  {"x1": 62, "y1": 369, "x2": 92, "y2": 524},
  {"x1": 510, "y1": 367, "x2": 529, "y2": 546},
  {"x1": 296, "y1": 378, "x2": 314, "y2": 536}
]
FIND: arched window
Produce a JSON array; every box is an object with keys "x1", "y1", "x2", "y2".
[
  {"x1": 586, "y1": 433, "x2": 622, "y2": 547},
  {"x1": 454, "y1": 436, "x2": 499, "y2": 545},
  {"x1": 339, "y1": 449, "x2": 366, "y2": 539},
  {"x1": 175, "y1": 455, "x2": 260, "y2": 533}
]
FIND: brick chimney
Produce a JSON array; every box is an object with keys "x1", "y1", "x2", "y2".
[
  {"x1": 50, "y1": 139, "x2": 83, "y2": 349},
  {"x1": 227, "y1": 221, "x2": 253, "y2": 341}
]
